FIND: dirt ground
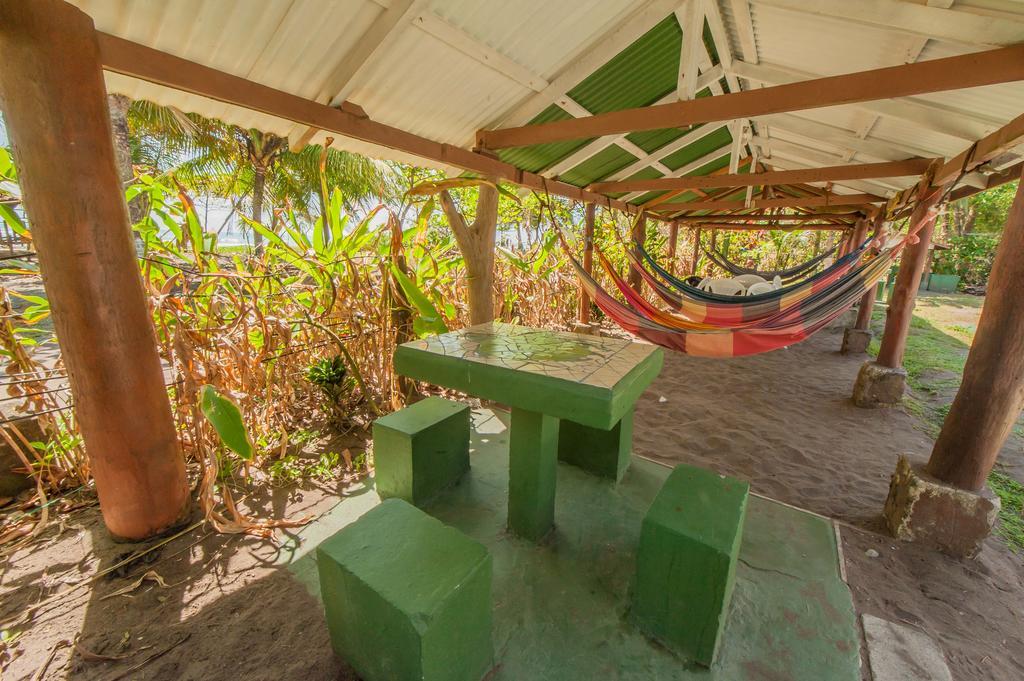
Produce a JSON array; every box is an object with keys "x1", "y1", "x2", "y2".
[{"x1": 2, "y1": 308, "x2": 1023, "y2": 680}]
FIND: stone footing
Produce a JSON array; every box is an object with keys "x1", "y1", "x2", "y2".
[
  {"x1": 852, "y1": 361, "x2": 907, "y2": 407},
  {"x1": 571, "y1": 322, "x2": 601, "y2": 335},
  {"x1": 883, "y1": 456, "x2": 1000, "y2": 558},
  {"x1": 841, "y1": 328, "x2": 872, "y2": 355}
]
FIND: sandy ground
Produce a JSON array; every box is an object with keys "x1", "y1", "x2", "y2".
[{"x1": 2, "y1": 315, "x2": 1023, "y2": 680}]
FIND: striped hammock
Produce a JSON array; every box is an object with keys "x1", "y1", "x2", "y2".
[{"x1": 565, "y1": 234, "x2": 906, "y2": 358}]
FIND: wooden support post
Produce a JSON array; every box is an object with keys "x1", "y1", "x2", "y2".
[
  {"x1": 690, "y1": 227, "x2": 702, "y2": 275},
  {"x1": 627, "y1": 213, "x2": 647, "y2": 294},
  {"x1": 853, "y1": 212, "x2": 887, "y2": 331},
  {"x1": 875, "y1": 191, "x2": 941, "y2": 369},
  {"x1": 0, "y1": 0, "x2": 188, "y2": 539},
  {"x1": 926, "y1": 170, "x2": 1024, "y2": 491},
  {"x1": 666, "y1": 221, "x2": 679, "y2": 275},
  {"x1": 577, "y1": 202, "x2": 596, "y2": 325}
]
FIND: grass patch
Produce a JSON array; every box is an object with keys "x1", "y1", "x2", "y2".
[{"x1": 988, "y1": 471, "x2": 1024, "y2": 554}]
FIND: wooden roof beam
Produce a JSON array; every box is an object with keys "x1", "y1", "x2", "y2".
[
  {"x1": 889, "y1": 112, "x2": 1024, "y2": 210},
  {"x1": 590, "y1": 158, "x2": 933, "y2": 193},
  {"x1": 652, "y1": 193, "x2": 882, "y2": 215},
  {"x1": 672, "y1": 212, "x2": 862, "y2": 223},
  {"x1": 477, "y1": 44, "x2": 1024, "y2": 150},
  {"x1": 96, "y1": 33, "x2": 640, "y2": 214},
  {"x1": 692, "y1": 223, "x2": 851, "y2": 231}
]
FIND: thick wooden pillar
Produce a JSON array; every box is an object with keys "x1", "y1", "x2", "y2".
[
  {"x1": 667, "y1": 220, "x2": 679, "y2": 275},
  {"x1": 627, "y1": 213, "x2": 647, "y2": 293},
  {"x1": 853, "y1": 212, "x2": 887, "y2": 331},
  {"x1": 690, "y1": 227, "x2": 702, "y2": 275},
  {"x1": 926, "y1": 170, "x2": 1024, "y2": 490},
  {"x1": 577, "y1": 202, "x2": 596, "y2": 325},
  {"x1": 875, "y1": 190, "x2": 942, "y2": 369},
  {"x1": 0, "y1": 0, "x2": 189, "y2": 539}
]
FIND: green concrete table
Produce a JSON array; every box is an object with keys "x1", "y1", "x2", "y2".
[{"x1": 394, "y1": 322, "x2": 663, "y2": 541}]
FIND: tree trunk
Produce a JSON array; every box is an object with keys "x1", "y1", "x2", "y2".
[
  {"x1": 251, "y1": 165, "x2": 265, "y2": 251},
  {"x1": 926, "y1": 171, "x2": 1024, "y2": 490},
  {"x1": 0, "y1": 0, "x2": 189, "y2": 540},
  {"x1": 107, "y1": 93, "x2": 148, "y2": 227},
  {"x1": 578, "y1": 202, "x2": 596, "y2": 324},
  {"x1": 627, "y1": 213, "x2": 647, "y2": 293},
  {"x1": 439, "y1": 182, "x2": 499, "y2": 326}
]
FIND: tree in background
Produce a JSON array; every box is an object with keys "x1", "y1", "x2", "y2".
[
  {"x1": 942, "y1": 181, "x2": 1019, "y2": 236},
  {"x1": 122, "y1": 99, "x2": 391, "y2": 248}
]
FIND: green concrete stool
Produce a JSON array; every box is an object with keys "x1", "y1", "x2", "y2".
[
  {"x1": 632, "y1": 464, "x2": 749, "y2": 667},
  {"x1": 317, "y1": 499, "x2": 493, "y2": 681},
  {"x1": 373, "y1": 397, "x2": 470, "y2": 507},
  {"x1": 557, "y1": 408, "x2": 634, "y2": 482}
]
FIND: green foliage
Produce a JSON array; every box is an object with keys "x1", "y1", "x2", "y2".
[
  {"x1": 306, "y1": 355, "x2": 354, "y2": 405},
  {"x1": 988, "y1": 471, "x2": 1024, "y2": 554},
  {"x1": 306, "y1": 356, "x2": 347, "y2": 388},
  {"x1": 931, "y1": 234, "x2": 1000, "y2": 287},
  {"x1": 201, "y1": 385, "x2": 254, "y2": 460},
  {"x1": 127, "y1": 101, "x2": 392, "y2": 223},
  {"x1": 390, "y1": 264, "x2": 449, "y2": 336},
  {"x1": 965, "y1": 181, "x2": 1018, "y2": 234}
]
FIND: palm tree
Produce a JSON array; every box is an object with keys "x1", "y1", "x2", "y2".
[{"x1": 123, "y1": 99, "x2": 391, "y2": 248}]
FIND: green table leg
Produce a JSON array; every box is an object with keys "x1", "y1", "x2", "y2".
[
  {"x1": 507, "y1": 408, "x2": 559, "y2": 541},
  {"x1": 558, "y1": 408, "x2": 633, "y2": 482}
]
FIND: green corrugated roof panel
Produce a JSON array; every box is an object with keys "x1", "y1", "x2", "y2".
[
  {"x1": 606, "y1": 166, "x2": 664, "y2": 199},
  {"x1": 497, "y1": 104, "x2": 595, "y2": 173},
  {"x1": 691, "y1": 155, "x2": 731, "y2": 176},
  {"x1": 568, "y1": 15, "x2": 681, "y2": 114},
  {"x1": 661, "y1": 126, "x2": 732, "y2": 171},
  {"x1": 629, "y1": 191, "x2": 669, "y2": 205},
  {"x1": 495, "y1": 12, "x2": 738, "y2": 194},
  {"x1": 558, "y1": 144, "x2": 638, "y2": 187},
  {"x1": 626, "y1": 127, "x2": 687, "y2": 154},
  {"x1": 703, "y1": 20, "x2": 720, "y2": 66}
]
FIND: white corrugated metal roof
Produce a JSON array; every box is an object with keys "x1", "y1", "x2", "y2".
[{"x1": 67, "y1": 0, "x2": 1024, "y2": 202}]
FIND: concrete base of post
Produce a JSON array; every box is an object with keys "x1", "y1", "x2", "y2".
[
  {"x1": 852, "y1": 361, "x2": 907, "y2": 407},
  {"x1": 841, "y1": 328, "x2": 873, "y2": 355},
  {"x1": 571, "y1": 322, "x2": 601, "y2": 336},
  {"x1": 883, "y1": 456, "x2": 1000, "y2": 558}
]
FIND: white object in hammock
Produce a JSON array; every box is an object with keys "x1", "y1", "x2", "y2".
[
  {"x1": 746, "y1": 281, "x2": 776, "y2": 296},
  {"x1": 732, "y1": 274, "x2": 767, "y2": 287},
  {"x1": 698, "y1": 278, "x2": 747, "y2": 296}
]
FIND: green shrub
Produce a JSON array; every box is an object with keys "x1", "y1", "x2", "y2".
[{"x1": 931, "y1": 234, "x2": 1000, "y2": 287}]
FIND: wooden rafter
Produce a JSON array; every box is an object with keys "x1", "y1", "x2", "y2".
[
  {"x1": 887, "y1": 112, "x2": 1024, "y2": 212},
  {"x1": 652, "y1": 193, "x2": 883, "y2": 215},
  {"x1": 731, "y1": 60, "x2": 1000, "y2": 142},
  {"x1": 294, "y1": 0, "x2": 422, "y2": 148},
  {"x1": 590, "y1": 158, "x2": 933, "y2": 193},
  {"x1": 692, "y1": 223, "x2": 851, "y2": 231},
  {"x1": 477, "y1": 44, "x2": 1024, "y2": 150},
  {"x1": 671, "y1": 212, "x2": 862, "y2": 223},
  {"x1": 96, "y1": 33, "x2": 641, "y2": 214}
]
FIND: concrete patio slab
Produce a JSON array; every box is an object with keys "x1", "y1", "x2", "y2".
[{"x1": 283, "y1": 408, "x2": 861, "y2": 680}]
